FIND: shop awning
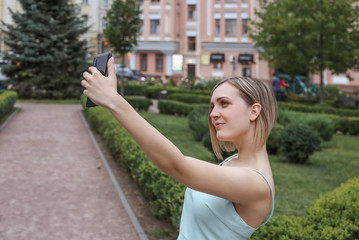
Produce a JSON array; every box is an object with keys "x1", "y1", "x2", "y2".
[
  {"x1": 238, "y1": 54, "x2": 254, "y2": 65},
  {"x1": 210, "y1": 53, "x2": 225, "y2": 62}
]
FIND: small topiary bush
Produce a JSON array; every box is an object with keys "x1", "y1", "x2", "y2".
[
  {"x1": 267, "y1": 123, "x2": 284, "y2": 154},
  {"x1": 303, "y1": 115, "x2": 335, "y2": 141},
  {"x1": 279, "y1": 124, "x2": 321, "y2": 164}
]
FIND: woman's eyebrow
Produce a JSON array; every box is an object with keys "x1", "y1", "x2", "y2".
[{"x1": 210, "y1": 96, "x2": 231, "y2": 104}]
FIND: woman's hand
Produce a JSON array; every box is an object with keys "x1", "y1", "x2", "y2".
[{"x1": 81, "y1": 57, "x2": 119, "y2": 109}]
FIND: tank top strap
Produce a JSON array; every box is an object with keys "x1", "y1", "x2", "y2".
[
  {"x1": 219, "y1": 153, "x2": 239, "y2": 166},
  {"x1": 241, "y1": 167, "x2": 275, "y2": 227}
]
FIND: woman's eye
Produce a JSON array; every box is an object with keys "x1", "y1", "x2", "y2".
[{"x1": 221, "y1": 101, "x2": 229, "y2": 106}]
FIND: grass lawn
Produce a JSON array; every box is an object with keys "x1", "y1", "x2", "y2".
[
  {"x1": 142, "y1": 112, "x2": 359, "y2": 218},
  {"x1": 140, "y1": 112, "x2": 215, "y2": 162}
]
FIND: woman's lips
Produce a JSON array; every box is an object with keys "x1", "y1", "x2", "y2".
[{"x1": 214, "y1": 122, "x2": 224, "y2": 128}]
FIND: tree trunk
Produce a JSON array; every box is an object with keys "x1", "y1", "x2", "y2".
[
  {"x1": 120, "y1": 54, "x2": 125, "y2": 96},
  {"x1": 319, "y1": 68, "x2": 324, "y2": 104}
]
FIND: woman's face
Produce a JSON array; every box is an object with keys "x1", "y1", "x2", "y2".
[{"x1": 210, "y1": 82, "x2": 252, "y2": 143}]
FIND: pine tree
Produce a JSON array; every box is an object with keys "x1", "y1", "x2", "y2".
[
  {"x1": 1, "y1": 0, "x2": 89, "y2": 99},
  {"x1": 104, "y1": 0, "x2": 141, "y2": 96}
]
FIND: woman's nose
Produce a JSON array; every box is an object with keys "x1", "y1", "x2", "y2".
[{"x1": 210, "y1": 108, "x2": 220, "y2": 118}]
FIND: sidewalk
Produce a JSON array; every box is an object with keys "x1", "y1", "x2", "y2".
[{"x1": 0, "y1": 103, "x2": 145, "y2": 240}]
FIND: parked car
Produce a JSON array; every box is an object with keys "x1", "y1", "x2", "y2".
[
  {"x1": 335, "y1": 90, "x2": 359, "y2": 107},
  {"x1": 277, "y1": 74, "x2": 319, "y2": 96},
  {"x1": 115, "y1": 64, "x2": 146, "y2": 82}
]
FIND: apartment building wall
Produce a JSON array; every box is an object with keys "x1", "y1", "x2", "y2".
[
  {"x1": 0, "y1": 0, "x2": 21, "y2": 52},
  {"x1": 132, "y1": 0, "x2": 272, "y2": 81}
]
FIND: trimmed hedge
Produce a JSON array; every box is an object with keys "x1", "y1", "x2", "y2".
[
  {"x1": 251, "y1": 177, "x2": 359, "y2": 239},
  {"x1": 123, "y1": 82, "x2": 148, "y2": 96},
  {"x1": 158, "y1": 100, "x2": 206, "y2": 116},
  {"x1": 0, "y1": 90, "x2": 18, "y2": 121},
  {"x1": 81, "y1": 95, "x2": 185, "y2": 228},
  {"x1": 167, "y1": 93, "x2": 211, "y2": 104},
  {"x1": 284, "y1": 110, "x2": 359, "y2": 136},
  {"x1": 144, "y1": 86, "x2": 211, "y2": 99},
  {"x1": 279, "y1": 101, "x2": 359, "y2": 118},
  {"x1": 125, "y1": 96, "x2": 152, "y2": 112}
]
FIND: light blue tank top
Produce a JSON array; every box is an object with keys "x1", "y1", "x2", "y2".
[{"x1": 177, "y1": 154, "x2": 274, "y2": 240}]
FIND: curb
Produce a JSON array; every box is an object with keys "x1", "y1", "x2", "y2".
[{"x1": 79, "y1": 110, "x2": 149, "y2": 240}]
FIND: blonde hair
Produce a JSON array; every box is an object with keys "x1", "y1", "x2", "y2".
[{"x1": 208, "y1": 77, "x2": 278, "y2": 160}]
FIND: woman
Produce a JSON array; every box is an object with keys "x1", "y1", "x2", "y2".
[{"x1": 81, "y1": 57, "x2": 277, "y2": 240}]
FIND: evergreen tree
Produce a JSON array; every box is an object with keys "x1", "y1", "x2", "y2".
[
  {"x1": 250, "y1": 0, "x2": 359, "y2": 103},
  {"x1": 104, "y1": 0, "x2": 141, "y2": 96},
  {"x1": 1, "y1": 0, "x2": 89, "y2": 99}
]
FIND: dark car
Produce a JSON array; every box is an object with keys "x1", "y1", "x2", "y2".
[{"x1": 115, "y1": 64, "x2": 146, "y2": 82}]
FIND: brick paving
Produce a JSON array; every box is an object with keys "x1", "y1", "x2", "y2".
[{"x1": 0, "y1": 103, "x2": 141, "y2": 240}]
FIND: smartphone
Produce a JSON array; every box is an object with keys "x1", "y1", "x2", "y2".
[{"x1": 86, "y1": 52, "x2": 113, "y2": 108}]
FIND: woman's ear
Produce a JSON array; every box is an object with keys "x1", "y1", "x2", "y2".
[{"x1": 249, "y1": 103, "x2": 261, "y2": 121}]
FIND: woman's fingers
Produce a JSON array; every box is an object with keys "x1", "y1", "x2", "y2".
[{"x1": 81, "y1": 79, "x2": 89, "y2": 89}]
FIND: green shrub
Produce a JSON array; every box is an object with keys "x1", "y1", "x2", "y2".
[
  {"x1": 267, "y1": 123, "x2": 284, "y2": 154},
  {"x1": 124, "y1": 82, "x2": 147, "y2": 96},
  {"x1": 125, "y1": 96, "x2": 152, "y2": 112},
  {"x1": 278, "y1": 101, "x2": 359, "y2": 118},
  {"x1": 158, "y1": 100, "x2": 198, "y2": 116},
  {"x1": 0, "y1": 90, "x2": 18, "y2": 121},
  {"x1": 144, "y1": 86, "x2": 210, "y2": 99},
  {"x1": 194, "y1": 78, "x2": 221, "y2": 90},
  {"x1": 279, "y1": 124, "x2": 321, "y2": 164},
  {"x1": 81, "y1": 103, "x2": 186, "y2": 229},
  {"x1": 251, "y1": 177, "x2": 359, "y2": 240},
  {"x1": 303, "y1": 115, "x2": 335, "y2": 141},
  {"x1": 323, "y1": 84, "x2": 341, "y2": 101},
  {"x1": 188, "y1": 106, "x2": 209, "y2": 141},
  {"x1": 276, "y1": 108, "x2": 291, "y2": 126},
  {"x1": 167, "y1": 93, "x2": 210, "y2": 104}
]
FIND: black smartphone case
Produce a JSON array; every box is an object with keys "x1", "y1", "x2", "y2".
[{"x1": 86, "y1": 52, "x2": 112, "y2": 108}]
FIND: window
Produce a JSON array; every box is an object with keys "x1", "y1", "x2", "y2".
[
  {"x1": 215, "y1": 19, "x2": 220, "y2": 36},
  {"x1": 102, "y1": 17, "x2": 107, "y2": 31},
  {"x1": 156, "y1": 54, "x2": 164, "y2": 72},
  {"x1": 152, "y1": 0, "x2": 160, "y2": 2},
  {"x1": 82, "y1": 0, "x2": 88, "y2": 4},
  {"x1": 242, "y1": 67, "x2": 251, "y2": 77},
  {"x1": 188, "y1": 4, "x2": 196, "y2": 20},
  {"x1": 242, "y1": 0, "x2": 248, "y2": 2},
  {"x1": 81, "y1": 15, "x2": 88, "y2": 28},
  {"x1": 140, "y1": 54, "x2": 147, "y2": 71},
  {"x1": 226, "y1": 0, "x2": 237, "y2": 2},
  {"x1": 150, "y1": 19, "x2": 160, "y2": 34},
  {"x1": 102, "y1": 0, "x2": 108, "y2": 7},
  {"x1": 139, "y1": 20, "x2": 144, "y2": 35},
  {"x1": 242, "y1": 18, "x2": 248, "y2": 36},
  {"x1": 213, "y1": 62, "x2": 223, "y2": 70},
  {"x1": 225, "y1": 19, "x2": 237, "y2": 36},
  {"x1": 188, "y1": 37, "x2": 196, "y2": 51}
]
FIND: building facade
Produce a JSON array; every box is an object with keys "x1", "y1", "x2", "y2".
[
  {"x1": 1, "y1": 0, "x2": 359, "y2": 88},
  {"x1": 132, "y1": 0, "x2": 271, "y2": 82}
]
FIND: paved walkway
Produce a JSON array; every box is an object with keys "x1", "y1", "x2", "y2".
[{"x1": 0, "y1": 103, "x2": 144, "y2": 240}]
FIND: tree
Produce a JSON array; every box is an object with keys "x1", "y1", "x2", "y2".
[
  {"x1": 104, "y1": 0, "x2": 141, "y2": 96},
  {"x1": 1, "y1": 0, "x2": 89, "y2": 99},
  {"x1": 250, "y1": 0, "x2": 359, "y2": 103}
]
